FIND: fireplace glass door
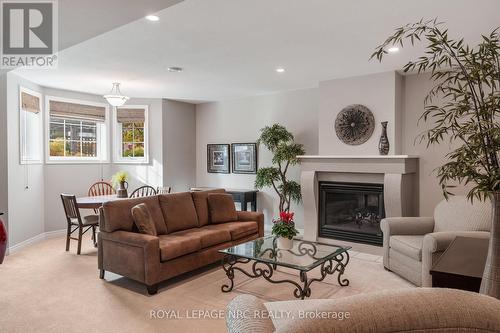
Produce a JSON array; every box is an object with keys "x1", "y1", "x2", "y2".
[{"x1": 319, "y1": 182, "x2": 384, "y2": 246}]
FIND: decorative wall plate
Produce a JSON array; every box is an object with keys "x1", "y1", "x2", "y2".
[{"x1": 334, "y1": 104, "x2": 375, "y2": 145}]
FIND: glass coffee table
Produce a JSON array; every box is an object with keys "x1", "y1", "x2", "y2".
[{"x1": 219, "y1": 236, "x2": 351, "y2": 299}]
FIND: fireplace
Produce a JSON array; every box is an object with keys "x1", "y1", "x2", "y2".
[{"x1": 318, "y1": 181, "x2": 385, "y2": 246}]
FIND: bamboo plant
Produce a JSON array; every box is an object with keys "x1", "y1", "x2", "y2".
[{"x1": 372, "y1": 19, "x2": 500, "y2": 298}]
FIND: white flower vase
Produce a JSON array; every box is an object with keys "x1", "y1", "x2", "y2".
[{"x1": 277, "y1": 237, "x2": 293, "y2": 250}]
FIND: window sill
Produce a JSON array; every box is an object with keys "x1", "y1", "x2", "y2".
[{"x1": 45, "y1": 159, "x2": 110, "y2": 165}]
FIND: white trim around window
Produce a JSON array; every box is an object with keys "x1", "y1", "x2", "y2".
[
  {"x1": 112, "y1": 105, "x2": 149, "y2": 164},
  {"x1": 19, "y1": 86, "x2": 43, "y2": 164},
  {"x1": 45, "y1": 96, "x2": 110, "y2": 164}
]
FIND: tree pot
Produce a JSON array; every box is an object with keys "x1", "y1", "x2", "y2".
[
  {"x1": 0, "y1": 213, "x2": 7, "y2": 264},
  {"x1": 480, "y1": 191, "x2": 500, "y2": 299},
  {"x1": 276, "y1": 236, "x2": 293, "y2": 250},
  {"x1": 116, "y1": 181, "x2": 129, "y2": 198}
]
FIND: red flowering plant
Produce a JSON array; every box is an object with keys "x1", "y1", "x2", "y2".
[{"x1": 271, "y1": 211, "x2": 299, "y2": 240}]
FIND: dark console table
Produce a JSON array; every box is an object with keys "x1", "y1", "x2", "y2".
[
  {"x1": 430, "y1": 236, "x2": 489, "y2": 292},
  {"x1": 190, "y1": 187, "x2": 258, "y2": 212}
]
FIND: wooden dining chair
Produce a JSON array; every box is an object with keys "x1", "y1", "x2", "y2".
[
  {"x1": 88, "y1": 181, "x2": 115, "y2": 213},
  {"x1": 129, "y1": 185, "x2": 157, "y2": 198},
  {"x1": 60, "y1": 194, "x2": 99, "y2": 255},
  {"x1": 157, "y1": 186, "x2": 172, "y2": 194},
  {"x1": 88, "y1": 181, "x2": 115, "y2": 196}
]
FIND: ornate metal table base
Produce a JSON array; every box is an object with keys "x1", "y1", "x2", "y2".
[{"x1": 221, "y1": 251, "x2": 350, "y2": 300}]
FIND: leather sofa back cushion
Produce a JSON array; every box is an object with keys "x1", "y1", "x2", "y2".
[
  {"x1": 191, "y1": 189, "x2": 226, "y2": 226},
  {"x1": 159, "y1": 192, "x2": 199, "y2": 233},
  {"x1": 131, "y1": 203, "x2": 157, "y2": 236},
  {"x1": 102, "y1": 196, "x2": 167, "y2": 234},
  {"x1": 208, "y1": 193, "x2": 238, "y2": 224}
]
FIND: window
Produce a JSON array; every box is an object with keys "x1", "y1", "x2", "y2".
[
  {"x1": 46, "y1": 97, "x2": 109, "y2": 162},
  {"x1": 19, "y1": 87, "x2": 43, "y2": 164},
  {"x1": 114, "y1": 106, "x2": 148, "y2": 163}
]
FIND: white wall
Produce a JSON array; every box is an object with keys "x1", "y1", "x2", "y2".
[
  {"x1": 195, "y1": 88, "x2": 319, "y2": 229},
  {"x1": 0, "y1": 74, "x2": 9, "y2": 244},
  {"x1": 162, "y1": 99, "x2": 196, "y2": 192},
  {"x1": 403, "y1": 73, "x2": 469, "y2": 216},
  {"x1": 42, "y1": 88, "x2": 165, "y2": 232},
  {"x1": 6, "y1": 73, "x2": 45, "y2": 246},
  {"x1": 319, "y1": 71, "x2": 403, "y2": 155}
]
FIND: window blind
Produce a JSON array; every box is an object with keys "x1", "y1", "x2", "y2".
[
  {"x1": 21, "y1": 91, "x2": 40, "y2": 114},
  {"x1": 116, "y1": 108, "x2": 145, "y2": 123},
  {"x1": 49, "y1": 100, "x2": 106, "y2": 122}
]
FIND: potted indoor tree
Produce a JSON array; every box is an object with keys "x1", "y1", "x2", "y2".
[
  {"x1": 255, "y1": 124, "x2": 305, "y2": 248},
  {"x1": 372, "y1": 19, "x2": 500, "y2": 298}
]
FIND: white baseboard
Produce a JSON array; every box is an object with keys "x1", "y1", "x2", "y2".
[{"x1": 7, "y1": 229, "x2": 66, "y2": 255}]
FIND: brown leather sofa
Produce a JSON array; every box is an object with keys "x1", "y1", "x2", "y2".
[{"x1": 97, "y1": 189, "x2": 264, "y2": 294}]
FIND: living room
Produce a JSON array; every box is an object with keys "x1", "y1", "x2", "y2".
[{"x1": 1, "y1": 1, "x2": 500, "y2": 332}]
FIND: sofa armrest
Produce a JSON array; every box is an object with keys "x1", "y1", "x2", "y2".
[
  {"x1": 381, "y1": 217, "x2": 435, "y2": 270},
  {"x1": 420, "y1": 231, "x2": 491, "y2": 287},
  {"x1": 423, "y1": 231, "x2": 490, "y2": 253},
  {"x1": 226, "y1": 295, "x2": 275, "y2": 333},
  {"x1": 237, "y1": 211, "x2": 265, "y2": 237},
  {"x1": 98, "y1": 231, "x2": 160, "y2": 285},
  {"x1": 381, "y1": 217, "x2": 435, "y2": 236}
]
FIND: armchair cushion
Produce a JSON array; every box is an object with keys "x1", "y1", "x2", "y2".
[
  {"x1": 434, "y1": 196, "x2": 492, "y2": 232},
  {"x1": 390, "y1": 235, "x2": 424, "y2": 261}
]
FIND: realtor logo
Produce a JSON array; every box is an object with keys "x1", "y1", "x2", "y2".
[{"x1": 1, "y1": 0, "x2": 58, "y2": 68}]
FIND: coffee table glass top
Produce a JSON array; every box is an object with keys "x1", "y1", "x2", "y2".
[{"x1": 219, "y1": 236, "x2": 351, "y2": 271}]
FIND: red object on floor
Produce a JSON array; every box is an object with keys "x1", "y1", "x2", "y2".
[{"x1": 0, "y1": 213, "x2": 6, "y2": 264}]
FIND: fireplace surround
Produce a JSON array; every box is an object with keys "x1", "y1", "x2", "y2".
[{"x1": 298, "y1": 155, "x2": 419, "y2": 247}]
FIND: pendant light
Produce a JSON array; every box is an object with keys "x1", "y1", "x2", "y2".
[{"x1": 103, "y1": 82, "x2": 129, "y2": 107}]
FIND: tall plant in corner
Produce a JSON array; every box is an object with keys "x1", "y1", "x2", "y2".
[
  {"x1": 372, "y1": 19, "x2": 500, "y2": 298},
  {"x1": 255, "y1": 124, "x2": 305, "y2": 213}
]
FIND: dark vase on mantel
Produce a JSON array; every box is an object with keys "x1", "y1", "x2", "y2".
[
  {"x1": 378, "y1": 121, "x2": 390, "y2": 155},
  {"x1": 0, "y1": 212, "x2": 7, "y2": 264}
]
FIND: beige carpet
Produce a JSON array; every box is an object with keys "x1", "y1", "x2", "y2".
[{"x1": 0, "y1": 234, "x2": 413, "y2": 332}]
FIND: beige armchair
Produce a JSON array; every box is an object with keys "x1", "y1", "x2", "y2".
[
  {"x1": 226, "y1": 289, "x2": 500, "y2": 333},
  {"x1": 381, "y1": 195, "x2": 492, "y2": 287}
]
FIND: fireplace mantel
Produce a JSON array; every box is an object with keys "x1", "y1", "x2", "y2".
[{"x1": 298, "y1": 155, "x2": 419, "y2": 244}]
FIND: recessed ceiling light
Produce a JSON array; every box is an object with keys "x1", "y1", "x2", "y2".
[
  {"x1": 145, "y1": 15, "x2": 159, "y2": 22},
  {"x1": 275, "y1": 68, "x2": 286, "y2": 73},
  {"x1": 167, "y1": 67, "x2": 183, "y2": 72},
  {"x1": 388, "y1": 47, "x2": 399, "y2": 53}
]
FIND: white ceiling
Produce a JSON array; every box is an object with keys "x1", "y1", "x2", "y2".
[{"x1": 14, "y1": 0, "x2": 500, "y2": 103}]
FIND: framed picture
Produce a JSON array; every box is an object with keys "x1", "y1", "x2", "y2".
[
  {"x1": 207, "y1": 144, "x2": 230, "y2": 173},
  {"x1": 232, "y1": 143, "x2": 257, "y2": 174}
]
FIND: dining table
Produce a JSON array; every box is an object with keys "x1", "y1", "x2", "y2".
[{"x1": 76, "y1": 194, "x2": 128, "y2": 210}]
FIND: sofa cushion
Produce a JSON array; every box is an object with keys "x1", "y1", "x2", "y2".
[
  {"x1": 131, "y1": 203, "x2": 157, "y2": 236},
  {"x1": 191, "y1": 189, "x2": 226, "y2": 226},
  {"x1": 390, "y1": 235, "x2": 424, "y2": 261},
  {"x1": 158, "y1": 232, "x2": 201, "y2": 261},
  {"x1": 176, "y1": 227, "x2": 231, "y2": 249},
  {"x1": 205, "y1": 221, "x2": 258, "y2": 241},
  {"x1": 159, "y1": 192, "x2": 199, "y2": 233},
  {"x1": 208, "y1": 193, "x2": 238, "y2": 224},
  {"x1": 102, "y1": 196, "x2": 167, "y2": 234}
]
